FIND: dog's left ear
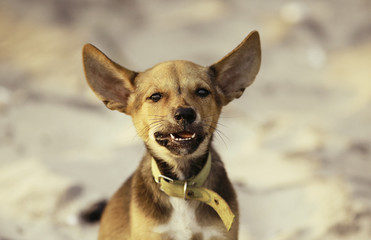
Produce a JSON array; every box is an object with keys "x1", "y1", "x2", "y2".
[
  {"x1": 211, "y1": 31, "x2": 261, "y2": 105},
  {"x1": 82, "y1": 44, "x2": 137, "y2": 114}
]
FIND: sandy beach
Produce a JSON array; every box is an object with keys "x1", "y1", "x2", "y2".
[{"x1": 1, "y1": 0, "x2": 371, "y2": 239}]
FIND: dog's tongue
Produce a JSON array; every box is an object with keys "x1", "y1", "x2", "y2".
[
  {"x1": 177, "y1": 131, "x2": 194, "y2": 138},
  {"x1": 169, "y1": 131, "x2": 196, "y2": 141}
]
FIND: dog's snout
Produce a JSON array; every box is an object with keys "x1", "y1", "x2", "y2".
[{"x1": 174, "y1": 107, "x2": 196, "y2": 124}]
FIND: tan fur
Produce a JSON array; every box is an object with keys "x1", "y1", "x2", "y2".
[{"x1": 83, "y1": 31, "x2": 261, "y2": 240}]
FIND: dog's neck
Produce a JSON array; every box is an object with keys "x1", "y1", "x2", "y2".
[
  {"x1": 150, "y1": 150, "x2": 236, "y2": 231},
  {"x1": 152, "y1": 152, "x2": 209, "y2": 181}
]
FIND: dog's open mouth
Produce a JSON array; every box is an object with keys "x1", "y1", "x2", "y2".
[
  {"x1": 170, "y1": 131, "x2": 196, "y2": 142},
  {"x1": 154, "y1": 130, "x2": 204, "y2": 155},
  {"x1": 155, "y1": 131, "x2": 197, "y2": 144}
]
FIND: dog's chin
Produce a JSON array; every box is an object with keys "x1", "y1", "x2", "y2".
[{"x1": 154, "y1": 131, "x2": 205, "y2": 156}]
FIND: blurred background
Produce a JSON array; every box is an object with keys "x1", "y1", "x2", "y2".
[{"x1": 0, "y1": 0, "x2": 371, "y2": 239}]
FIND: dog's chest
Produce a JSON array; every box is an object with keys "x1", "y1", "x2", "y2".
[{"x1": 153, "y1": 197, "x2": 224, "y2": 240}]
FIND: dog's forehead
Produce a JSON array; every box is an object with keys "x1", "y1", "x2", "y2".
[{"x1": 138, "y1": 60, "x2": 211, "y2": 88}]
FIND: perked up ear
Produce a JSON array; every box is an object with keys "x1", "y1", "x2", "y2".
[
  {"x1": 82, "y1": 44, "x2": 137, "y2": 114},
  {"x1": 210, "y1": 31, "x2": 261, "y2": 105}
]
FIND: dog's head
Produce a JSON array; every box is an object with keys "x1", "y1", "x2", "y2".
[{"x1": 83, "y1": 31, "x2": 261, "y2": 165}]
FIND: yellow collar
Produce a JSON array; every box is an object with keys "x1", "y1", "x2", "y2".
[
  {"x1": 151, "y1": 153, "x2": 235, "y2": 231},
  {"x1": 152, "y1": 153, "x2": 212, "y2": 188}
]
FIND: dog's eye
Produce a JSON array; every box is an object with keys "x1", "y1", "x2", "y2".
[
  {"x1": 149, "y1": 93, "x2": 162, "y2": 102},
  {"x1": 196, "y1": 88, "x2": 210, "y2": 98}
]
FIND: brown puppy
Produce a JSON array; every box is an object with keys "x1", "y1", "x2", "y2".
[{"x1": 82, "y1": 31, "x2": 261, "y2": 240}]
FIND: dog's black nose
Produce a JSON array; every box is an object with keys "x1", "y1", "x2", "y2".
[{"x1": 174, "y1": 107, "x2": 196, "y2": 124}]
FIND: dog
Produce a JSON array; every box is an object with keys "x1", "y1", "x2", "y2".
[{"x1": 82, "y1": 31, "x2": 261, "y2": 240}]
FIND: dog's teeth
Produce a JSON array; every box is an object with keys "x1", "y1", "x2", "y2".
[{"x1": 170, "y1": 133, "x2": 195, "y2": 142}]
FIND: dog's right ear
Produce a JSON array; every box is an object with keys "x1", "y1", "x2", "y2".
[
  {"x1": 211, "y1": 31, "x2": 261, "y2": 105},
  {"x1": 82, "y1": 44, "x2": 137, "y2": 114}
]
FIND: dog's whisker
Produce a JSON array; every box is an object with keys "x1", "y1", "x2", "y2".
[
  {"x1": 215, "y1": 132, "x2": 228, "y2": 148},
  {"x1": 215, "y1": 128, "x2": 230, "y2": 142},
  {"x1": 203, "y1": 119, "x2": 225, "y2": 129},
  {"x1": 210, "y1": 126, "x2": 229, "y2": 148},
  {"x1": 204, "y1": 119, "x2": 229, "y2": 131},
  {"x1": 148, "y1": 121, "x2": 165, "y2": 129},
  {"x1": 202, "y1": 120, "x2": 230, "y2": 146},
  {"x1": 149, "y1": 119, "x2": 163, "y2": 122},
  {"x1": 148, "y1": 120, "x2": 165, "y2": 125},
  {"x1": 136, "y1": 121, "x2": 163, "y2": 137},
  {"x1": 207, "y1": 124, "x2": 228, "y2": 139},
  {"x1": 136, "y1": 127, "x2": 149, "y2": 139}
]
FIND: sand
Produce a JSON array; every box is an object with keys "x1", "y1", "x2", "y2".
[{"x1": 1, "y1": 0, "x2": 371, "y2": 239}]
